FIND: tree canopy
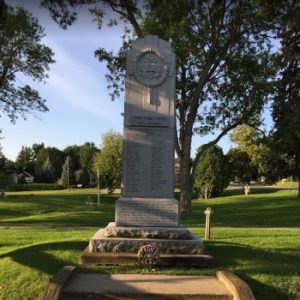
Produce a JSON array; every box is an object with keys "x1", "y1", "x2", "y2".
[
  {"x1": 271, "y1": 2, "x2": 300, "y2": 196},
  {"x1": 0, "y1": 0, "x2": 54, "y2": 124}
]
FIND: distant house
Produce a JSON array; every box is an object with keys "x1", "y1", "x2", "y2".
[{"x1": 18, "y1": 171, "x2": 35, "y2": 183}]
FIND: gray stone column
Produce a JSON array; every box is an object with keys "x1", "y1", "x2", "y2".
[{"x1": 115, "y1": 35, "x2": 178, "y2": 227}]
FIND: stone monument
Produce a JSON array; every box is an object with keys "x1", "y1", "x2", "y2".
[{"x1": 82, "y1": 35, "x2": 207, "y2": 266}]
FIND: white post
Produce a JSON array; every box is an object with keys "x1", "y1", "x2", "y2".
[
  {"x1": 97, "y1": 169, "x2": 100, "y2": 205},
  {"x1": 67, "y1": 156, "x2": 70, "y2": 191},
  {"x1": 204, "y1": 207, "x2": 213, "y2": 240}
]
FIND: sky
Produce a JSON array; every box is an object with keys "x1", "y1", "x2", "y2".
[{"x1": 2, "y1": 0, "x2": 247, "y2": 161}]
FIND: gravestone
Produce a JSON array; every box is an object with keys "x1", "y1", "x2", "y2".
[
  {"x1": 82, "y1": 36, "x2": 205, "y2": 265},
  {"x1": 116, "y1": 35, "x2": 178, "y2": 227}
]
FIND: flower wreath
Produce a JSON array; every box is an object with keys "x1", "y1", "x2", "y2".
[{"x1": 137, "y1": 244, "x2": 160, "y2": 266}]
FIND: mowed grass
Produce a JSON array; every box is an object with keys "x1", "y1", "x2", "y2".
[
  {"x1": 0, "y1": 188, "x2": 299, "y2": 299},
  {"x1": 0, "y1": 189, "x2": 116, "y2": 226},
  {"x1": 1, "y1": 188, "x2": 299, "y2": 228}
]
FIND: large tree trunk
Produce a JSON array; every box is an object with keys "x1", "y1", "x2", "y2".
[
  {"x1": 179, "y1": 153, "x2": 193, "y2": 213},
  {"x1": 178, "y1": 127, "x2": 194, "y2": 214}
]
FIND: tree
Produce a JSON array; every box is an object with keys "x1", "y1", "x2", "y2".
[
  {"x1": 63, "y1": 145, "x2": 80, "y2": 171},
  {"x1": 43, "y1": 0, "x2": 287, "y2": 212},
  {"x1": 59, "y1": 155, "x2": 75, "y2": 188},
  {"x1": 226, "y1": 148, "x2": 258, "y2": 185},
  {"x1": 93, "y1": 131, "x2": 122, "y2": 193},
  {"x1": 40, "y1": 156, "x2": 55, "y2": 183},
  {"x1": 15, "y1": 146, "x2": 34, "y2": 173},
  {"x1": 271, "y1": 2, "x2": 300, "y2": 197},
  {"x1": 230, "y1": 124, "x2": 285, "y2": 184},
  {"x1": 0, "y1": 149, "x2": 14, "y2": 174},
  {"x1": 194, "y1": 145, "x2": 230, "y2": 199},
  {"x1": 32, "y1": 143, "x2": 64, "y2": 181},
  {"x1": 0, "y1": 1, "x2": 54, "y2": 123},
  {"x1": 78, "y1": 142, "x2": 98, "y2": 186}
]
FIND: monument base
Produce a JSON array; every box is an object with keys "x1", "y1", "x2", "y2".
[
  {"x1": 104, "y1": 222, "x2": 191, "y2": 239},
  {"x1": 81, "y1": 247, "x2": 214, "y2": 267},
  {"x1": 81, "y1": 222, "x2": 209, "y2": 266},
  {"x1": 89, "y1": 228, "x2": 204, "y2": 254}
]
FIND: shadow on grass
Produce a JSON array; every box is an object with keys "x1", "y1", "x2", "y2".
[
  {"x1": 0, "y1": 241, "x2": 87, "y2": 275},
  {"x1": 238, "y1": 274, "x2": 287, "y2": 300},
  {"x1": 206, "y1": 240, "x2": 300, "y2": 299},
  {"x1": 220, "y1": 188, "x2": 284, "y2": 197}
]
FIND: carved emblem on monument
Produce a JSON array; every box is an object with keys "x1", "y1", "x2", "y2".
[{"x1": 135, "y1": 49, "x2": 168, "y2": 87}]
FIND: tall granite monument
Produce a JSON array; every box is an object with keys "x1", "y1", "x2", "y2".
[
  {"x1": 82, "y1": 36, "x2": 205, "y2": 265},
  {"x1": 116, "y1": 35, "x2": 178, "y2": 228}
]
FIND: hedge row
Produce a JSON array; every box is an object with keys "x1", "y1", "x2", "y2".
[{"x1": 8, "y1": 183, "x2": 63, "y2": 191}]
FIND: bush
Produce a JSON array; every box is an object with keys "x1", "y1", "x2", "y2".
[
  {"x1": 0, "y1": 173, "x2": 12, "y2": 188},
  {"x1": 8, "y1": 183, "x2": 62, "y2": 192},
  {"x1": 194, "y1": 145, "x2": 230, "y2": 199}
]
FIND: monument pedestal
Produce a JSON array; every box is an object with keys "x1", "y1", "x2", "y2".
[
  {"x1": 81, "y1": 222, "x2": 211, "y2": 267},
  {"x1": 89, "y1": 223, "x2": 203, "y2": 254}
]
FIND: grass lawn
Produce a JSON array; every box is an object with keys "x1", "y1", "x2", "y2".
[{"x1": 0, "y1": 188, "x2": 299, "y2": 299}]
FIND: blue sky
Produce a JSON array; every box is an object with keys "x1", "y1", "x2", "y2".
[{"x1": 1, "y1": 1, "x2": 248, "y2": 161}]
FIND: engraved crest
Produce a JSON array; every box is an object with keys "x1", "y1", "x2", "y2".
[{"x1": 135, "y1": 50, "x2": 168, "y2": 87}]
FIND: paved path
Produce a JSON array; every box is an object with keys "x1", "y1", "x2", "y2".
[{"x1": 62, "y1": 274, "x2": 233, "y2": 300}]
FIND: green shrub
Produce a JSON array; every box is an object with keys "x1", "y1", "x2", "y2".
[
  {"x1": 8, "y1": 183, "x2": 62, "y2": 192},
  {"x1": 0, "y1": 173, "x2": 12, "y2": 188},
  {"x1": 194, "y1": 145, "x2": 230, "y2": 199}
]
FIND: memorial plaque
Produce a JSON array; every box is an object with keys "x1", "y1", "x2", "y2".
[
  {"x1": 116, "y1": 35, "x2": 178, "y2": 227},
  {"x1": 122, "y1": 127, "x2": 174, "y2": 198}
]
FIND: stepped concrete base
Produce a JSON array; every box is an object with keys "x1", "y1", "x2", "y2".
[
  {"x1": 44, "y1": 267, "x2": 256, "y2": 300},
  {"x1": 104, "y1": 222, "x2": 191, "y2": 239},
  {"x1": 89, "y1": 228, "x2": 204, "y2": 254},
  {"x1": 81, "y1": 247, "x2": 215, "y2": 267}
]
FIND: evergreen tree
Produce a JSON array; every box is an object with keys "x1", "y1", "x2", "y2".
[
  {"x1": 194, "y1": 145, "x2": 230, "y2": 199},
  {"x1": 40, "y1": 156, "x2": 55, "y2": 183},
  {"x1": 59, "y1": 156, "x2": 75, "y2": 189},
  {"x1": 15, "y1": 146, "x2": 34, "y2": 173}
]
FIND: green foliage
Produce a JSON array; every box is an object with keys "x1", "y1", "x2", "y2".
[
  {"x1": 0, "y1": 2, "x2": 54, "y2": 123},
  {"x1": 74, "y1": 168, "x2": 90, "y2": 186},
  {"x1": 271, "y1": 1, "x2": 300, "y2": 195},
  {"x1": 33, "y1": 145, "x2": 64, "y2": 180},
  {"x1": 230, "y1": 124, "x2": 284, "y2": 184},
  {"x1": 15, "y1": 146, "x2": 35, "y2": 173},
  {"x1": 93, "y1": 130, "x2": 122, "y2": 192},
  {"x1": 0, "y1": 149, "x2": 14, "y2": 174},
  {"x1": 0, "y1": 173, "x2": 12, "y2": 187},
  {"x1": 194, "y1": 145, "x2": 230, "y2": 199},
  {"x1": 59, "y1": 156, "x2": 75, "y2": 188},
  {"x1": 226, "y1": 148, "x2": 258, "y2": 184},
  {"x1": 63, "y1": 145, "x2": 80, "y2": 171},
  {"x1": 62, "y1": 156, "x2": 74, "y2": 187},
  {"x1": 78, "y1": 142, "x2": 97, "y2": 186},
  {"x1": 8, "y1": 183, "x2": 62, "y2": 191}
]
